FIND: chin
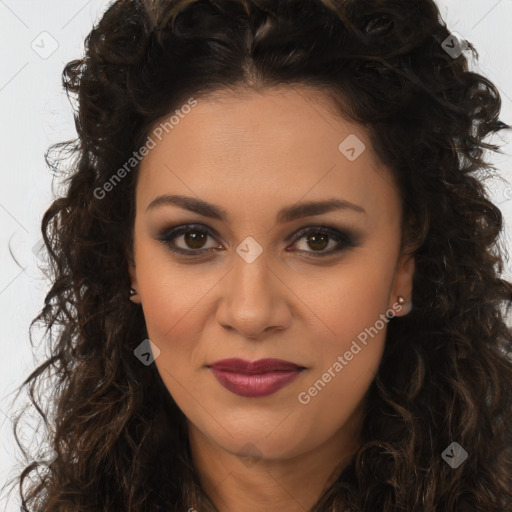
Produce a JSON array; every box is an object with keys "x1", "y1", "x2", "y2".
[{"x1": 213, "y1": 425, "x2": 312, "y2": 461}]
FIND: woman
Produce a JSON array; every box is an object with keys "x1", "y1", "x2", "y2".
[{"x1": 6, "y1": 0, "x2": 512, "y2": 510}]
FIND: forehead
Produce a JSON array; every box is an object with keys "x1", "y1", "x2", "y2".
[{"x1": 136, "y1": 86, "x2": 400, "y2": 224}]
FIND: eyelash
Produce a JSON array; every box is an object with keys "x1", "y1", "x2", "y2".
[{"x1": 156, "y1": 223, "x2": 358, "y2": 258}]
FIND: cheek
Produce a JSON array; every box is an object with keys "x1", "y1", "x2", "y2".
[
  {"x1": 308, "y1": 250, "x2": 397, "y2": 340},
  {"x1": 134, "y1": 250, "x2": 211, "y2": 382},
  {"x1": 135, "y1": 240, "x2": 217, "y2": 341},
  {"x1": 294, "y1": 253, "x2": 395, "y2": 412},
  {"x1": 294, "y1": 294, "x2": 389, "y2": 448},
  {"x1": 141, "y1": 279, "x2": 210, "y2": 425}
]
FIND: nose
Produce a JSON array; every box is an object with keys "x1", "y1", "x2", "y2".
[{"x1": 215, "y1": 249, "x2": 292, "y2": 340}]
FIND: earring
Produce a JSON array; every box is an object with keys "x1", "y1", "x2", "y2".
[
  {"x1": 130, "y1": 288, "x2": 137, "y2": 297},
  {"x1": 397, "y1": 296, "x2": 405, "y2": 305}
]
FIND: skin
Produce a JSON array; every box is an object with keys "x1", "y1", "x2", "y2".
[{"x1": 128, "y1": 86, "x2": 415, "y2": 512}]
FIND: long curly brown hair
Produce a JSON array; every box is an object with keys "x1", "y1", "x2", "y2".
[{"x1": 3, "y1": 0, "x2": 512, "y2": 510}]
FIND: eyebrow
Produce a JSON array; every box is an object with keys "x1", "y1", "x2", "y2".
[{"x1": 145, "y1": 194, "x2": 367, "y2": 222}]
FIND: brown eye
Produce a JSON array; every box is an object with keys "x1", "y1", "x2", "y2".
[
  {"x1": 183, "y1": 230, "x2": 208, "y2": 249},
  {"x1": 305, "y1": 232, "x2": 330, "y2": 252},
  {"x1": 288, "y1": 226, "x2": 357, "y2": 257},
  {"x1": 157, "y1": 225, "x2": 221, "y2": 255}
]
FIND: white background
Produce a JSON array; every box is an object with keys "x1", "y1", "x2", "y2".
[{"x1": 1, "y1": 1, "x2": 511, "y2": 510}]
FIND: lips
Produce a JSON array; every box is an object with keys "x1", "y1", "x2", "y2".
[
  {"x1": 207, "y1": 358, "x2": 306, "y2": 398},
  {"x1": 208, "y1": 358, "x2": 304, "y2": 373}
]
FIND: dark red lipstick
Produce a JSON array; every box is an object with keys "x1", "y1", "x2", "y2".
[{"x1": 207, "y1": 358, "x2": 305, "y2": 398}]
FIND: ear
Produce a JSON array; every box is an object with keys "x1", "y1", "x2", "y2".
[
  {"x1": 389, "y1": 251, "x2": 415, "y2": 316},
  {"x1": 127, "y1": 250, "x2": 141, "y2": 304}
]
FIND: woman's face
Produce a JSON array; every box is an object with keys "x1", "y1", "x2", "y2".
[{"x1": 128, "y1": 86, "x2": 414, "y2": 464}]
